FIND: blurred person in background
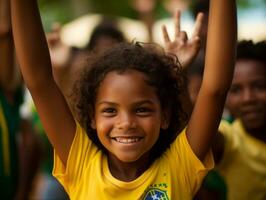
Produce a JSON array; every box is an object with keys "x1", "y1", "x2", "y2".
[
  {"x1": 130, "y1": 0, "x2": 158, "y2": 42},
  {"x1": 215, "y1": 40, "x2": 266, "y2": 200},
  {"x1": 0, "y1": 0, "x2": 41, "y2": 199},
  {"x1": 130, "y1": 0, "x2": 192, "y2": 43},
  {"x1": 28, "y1": 105, "x2": 70, "y2": 200},
  {"x1": 85, "y1": 18, "x2": 126, "y2": 53},
  {"x1": 49, "y1": 19, "x2": 127, "y2": 109},
  {"x1": 194, "y1": 40, "x2": 266, "y2": 200}
]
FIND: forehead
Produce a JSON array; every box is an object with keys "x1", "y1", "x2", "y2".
[
  {"x1": 101, "y1": 69, "x2": 148, "y2": 87},
  {"x1": 96, "y1": 70, "x2": 159, "y2": 102},
  {"x1": 233, "y1": 59, "x2": 265, "y2": 83}
]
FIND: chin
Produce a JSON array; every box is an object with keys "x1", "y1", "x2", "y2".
[
  {"x1": 116, "y1": 154, "x2": 143, "y2": 163},
  {"x1": 243, "y1": 119, "x2": 265, "y2": 131}
]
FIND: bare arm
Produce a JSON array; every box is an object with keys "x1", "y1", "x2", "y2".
[
  {"x1": 11, "y1": 0, "x2": 75, "y2": 165},
  {"x1": 186, "y1": 0, "x2": 237, "y2": 160}
]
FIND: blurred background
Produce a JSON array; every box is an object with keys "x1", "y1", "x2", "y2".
[
  {"x1": 38, "y1": 0, "x2": 266, "y2": 47},
  {"x1": 1, "y1": 1, "x2": 265, "y2": 199}
]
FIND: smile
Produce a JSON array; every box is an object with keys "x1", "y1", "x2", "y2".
[{"x1": 112, "y1": 137, "x2": 142, "y2": 144}]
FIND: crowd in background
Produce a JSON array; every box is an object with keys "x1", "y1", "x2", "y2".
[{"x1": 0, "y1": 0, "x2": 265, "y2": 199}]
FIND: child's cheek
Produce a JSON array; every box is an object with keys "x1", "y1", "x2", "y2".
[{"x1": 96, "y1": 117, "x2": 115, "y2": 135}]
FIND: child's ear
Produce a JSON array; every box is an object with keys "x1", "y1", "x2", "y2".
[
  {"x1": 91, "y1": 119, "x2": 96, "y2": 129},
  {"x1": 161, "y1": 109, "x2": 170, "y2": 130}
]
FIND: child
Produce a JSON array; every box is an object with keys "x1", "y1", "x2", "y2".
[
  {"x1": 215, "y1": 40, "x2": 266, "y2": 200},
  {"x1": 86, "y1": 18, "x2": 126, "y2": 53},
  {"x1": 1, "y1": 0, "x2": 41, "y2": 198},
  {"x1": 11, "y1": 0, "x2": 237, "y2": 199}
]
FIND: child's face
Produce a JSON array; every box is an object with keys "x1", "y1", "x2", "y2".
[
  {"x1": 93, "y1": 70, "x2": 167, "y2": 163},
  {"x1": 93, "y1": 36, "x2": 120, "y2": 54},
  {"x1": 226, "y1": 59, "x2": 266, "y2": 131}
]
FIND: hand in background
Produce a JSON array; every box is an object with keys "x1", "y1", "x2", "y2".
[
  {"x1": 47, "y1": 23, "x2": 72, "y2": 69},
  {"x1": 162, "y1": 10, "x2": 204, "y2": 68}
]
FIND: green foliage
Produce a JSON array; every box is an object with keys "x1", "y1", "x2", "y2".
[
  {"x1": 89, "y1": 0, "x2": 135, "y2": 18},
  {"x1": 237, "y1": 0, "x2": 266, "y2": 7},
  {"x1": 38, "y1": 0, "x2": 73, "y2": 31},
  {"x1": 38, "y1": 0, "x2": 266, "y2": 32}
]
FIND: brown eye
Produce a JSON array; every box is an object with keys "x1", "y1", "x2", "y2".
[
  {"x1": 229, "y1": 85, "x2": 241, "y2": 95},
  {"x1": 252, "y1": 82, "x2": 266, "y2": 92},
  {"x1": 102, "y1": 108, "x2": 117, "y2": 116},
  {"x1": 136, "y1": 107, "x2": 152, "y2": 116}
]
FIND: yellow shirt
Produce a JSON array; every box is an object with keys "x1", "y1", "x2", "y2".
[
  {"x1": 53, "y1": 123, "x2": 214, "y2": 200},
  {"x1": 218, "y1": 120, "x2": 266, "y2": 200}
]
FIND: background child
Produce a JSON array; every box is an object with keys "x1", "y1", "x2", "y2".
[
  {"x1": 214, "y1": 40, "x2": 266, "y2": 200},
  {"x1": 0, "y1": 0, "x2": 41, "y2": 198},
  {"x1": 11, "y1": 0, "x2": 237, "y2": 199}
]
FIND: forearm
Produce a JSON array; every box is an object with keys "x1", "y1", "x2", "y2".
[
  {"x1": 186, "y1": 0, "x2": 237, "y2": 160},
  {"x1": 11, "y1": 0, "x2": 53, "y2": 90},
  {"x1": 202, "y1": 0, "x2": 237, "y2": 93}
]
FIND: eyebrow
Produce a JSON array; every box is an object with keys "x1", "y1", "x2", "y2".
[{"x1": 97, "y1": 100, "x2": 156, "y2": 106}]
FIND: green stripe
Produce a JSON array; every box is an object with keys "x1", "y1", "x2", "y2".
[{"x1": 0, "y1": 101, "x2": 10, "y2": 176}]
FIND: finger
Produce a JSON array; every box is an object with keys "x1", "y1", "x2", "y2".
[
  {"x1": 174, "y1": 10, "x2": 181, "y2": 38},
  {"x1": 161, "y1": 25, "x2": 171, "y2": 43},
  {"x1": 179, "y1": 31, "x2": 188, "y2": 41},
  {"x1": 47, "y1": 22, "x2": 62, "y2": 46},
  {"x1": 192, "y1": 12, "x2": 204, "y2": 39},
  {"x1": 51, "y1": 22, "x2": 62, "y2": 34},
  {"x1": 46, "y1": 32, "x2": 59, "y2": 47},
  {"x1": 191, "y1": 36, "x2": 201, "y2": 50}
]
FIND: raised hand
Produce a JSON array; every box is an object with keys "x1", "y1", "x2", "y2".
[{"x1": 162, "y1": 10, "x2": 204, "y2": 69}]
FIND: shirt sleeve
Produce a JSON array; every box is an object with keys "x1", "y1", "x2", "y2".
[
  {"x1": 172, "y1": 129, "x2": 214, "y2": 194},
  {"x1": 53, "y1": 122, "x2": 98, "y2": 193}
]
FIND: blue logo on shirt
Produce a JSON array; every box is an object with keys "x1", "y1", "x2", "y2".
[{"x1": 142, "y1": 188, "x2": 169, "y2": 200}]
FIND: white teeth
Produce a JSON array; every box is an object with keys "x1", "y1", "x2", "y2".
[{"x1": 114, "y1": 137, "x2": 141, "y2": 144}]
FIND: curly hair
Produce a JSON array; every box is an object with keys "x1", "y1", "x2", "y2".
[
  {"x1": 74, "y1": 42, "x2": 188, "y2": 161},
  {"x1": 237, "y1": 40, "x2": 266, "y2": 63}
]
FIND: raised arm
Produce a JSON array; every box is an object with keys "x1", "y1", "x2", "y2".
[
  {"x1": 11, "y1": 0, "x2": 76, "y2": 165},
  {"x1": 186, "y1": 0, "x2": 237, "y2": 160}
]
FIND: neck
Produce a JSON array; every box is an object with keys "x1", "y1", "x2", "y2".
[
  {"x1": 107, "y1": 152, "x2": 151, "y2": 182},
  {"x1": 245, "y1": 125, "x2": 266, "y2": 143}
]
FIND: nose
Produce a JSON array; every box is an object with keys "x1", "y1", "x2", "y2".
[
  {"x1": 242, "y1": 88, "x2": 254, "y2": 103},
  {"x1": 115, "y1": 112, "x2": 137, "y2": 130}
]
